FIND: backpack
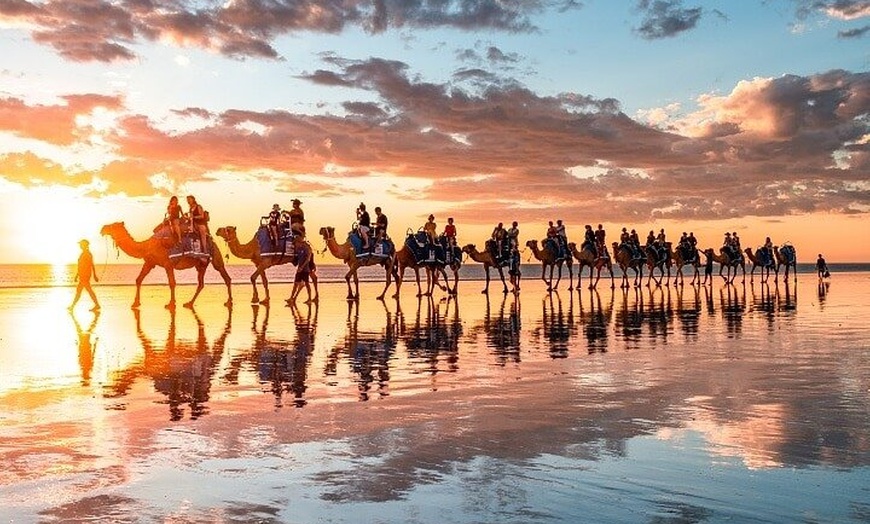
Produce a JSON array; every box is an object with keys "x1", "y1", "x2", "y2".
[{"x1": 203, "y1": 210, "x2": 210, "y2": 222}]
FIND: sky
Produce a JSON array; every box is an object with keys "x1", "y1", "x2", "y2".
[{"x1": 0, "y1": 0, "x2": 868, "y2": 264}]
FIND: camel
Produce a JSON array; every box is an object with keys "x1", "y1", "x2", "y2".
[
  {"x1": 392, "y1": 234, "x2": 457, "y2": 298},
  {"x1": 775, "y1": 245, "x2": 798, "y2": 283},
  {"x1": 645, "y1": 243, "x2": 671, "y2": 287},
  {"x1": 526, "y1": 239, "x2": 573, "y2": 292},
  {"x1": 744, "y1": 247, "x2": 777, "y2": 283},
  {"x1": 101, "y1": 222, "x2": 232, "y2": 309},
  {"x1": 704, "y1": 247, "x2": 746, "y2": 284},
  {"x1": 568, "y1": 242, "x2": 614, "y2": 289},
  {"x1": 611, "y1": 242, "x2": 645, "y2": 288},
  {"x1": 319, "y1": 226, "x2": 394, "y2": 300},
  {"x1": 668, "y1": 243, "x2": 701, "y2": 286},
  {"x1": 461, "y1": 243, "x2": 515, "y2": 294},
  {"x1": 216, "y1": 225, "x2": 316, "y2": 305}
]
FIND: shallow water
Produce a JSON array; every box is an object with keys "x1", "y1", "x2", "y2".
[{"x1": 0, "y1": 274, "x2": 868, "y2": 522}]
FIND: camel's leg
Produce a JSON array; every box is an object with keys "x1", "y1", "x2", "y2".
[
  {"x1": 497, "y1": 266, "x2": 509, "y2": 294},
  {"x1": 566, "y1": 262, "x2": 573, "y2": 291},
  {"x1": 608, "y1": 263, "x2": 615, "y2": 289},
  {"x1": 552, "y1": 263, "x2": 562, "y2": 291},
  {"x1": 392, "y1": 263, "x2": 404, "y2": 299},
  {"x1": 540, "y1": 263, "x2": 550, "y2": 289},
  {"x1": 452, "y1": 266, "x2": 459, "y2": 295},
  {"x1": 184, "y1": 266, "x2": 206, "y2": 308},
  {"x1": 377, "y1": 261, "x2": 391, "y2": 301},
  {"x1": 344, "y1": 267, "x2": 355, "y2": 299},
  {"x1": 250, "y1": 266, "x2": 264, "y2": 304},
  {"x1": 133, "y1": 262, "x2": 155, "y2": 308},
  {"x1": 482, "y1": 266, "x2": 491, "y2": 294},
  {"x1": 415, "y1": 267, "x2": 424, "y2": 297}
]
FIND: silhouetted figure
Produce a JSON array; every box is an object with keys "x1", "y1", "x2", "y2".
[
  {"x1": 816, "y1": 253, "x2": 829, "y2": 280},
  {"x1": 69, "y1": 239, "x2": 100, "y2": 311}
]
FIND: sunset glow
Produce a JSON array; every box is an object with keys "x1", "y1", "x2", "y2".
[{"x1": 0, "y1": 1, "x2": 867, "y2": 263}]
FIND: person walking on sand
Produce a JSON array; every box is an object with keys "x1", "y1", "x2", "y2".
[
  {"x1": 70, "y1": 239, "x2": 100, "y2": 311},
  {"x1": 287, "y1": 236, "x2": 314, "y2": 304},
  {"x1": 816, "y1": 253, "x2": 829, "y2": 280}
]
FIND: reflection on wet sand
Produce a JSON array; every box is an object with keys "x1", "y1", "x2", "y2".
[
  {"x1": 134, "y1": 307, "x2": 232, "y2": 420},
  {"x1": 403, "y1": 296, "x2": 462, "y2": 385},
  {"x1": 1, "y1": 277, "x2": 868, "y2": 522},
  {"x1": 327, "y1": 300, "x2": 397, "y2": 401},
  {"x1": 471, "y1": 293, "x2": 521, "y2": 364},
  {"x1": 72, "y1": 311, "x2": 99, "y2": 386}
]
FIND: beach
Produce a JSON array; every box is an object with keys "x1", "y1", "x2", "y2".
[{"x1": 1, "y1": 272, "x2": 868, "y2": 522}]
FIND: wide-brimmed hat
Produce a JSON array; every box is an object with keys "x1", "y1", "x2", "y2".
[
  {"x1": 79, "y1": 239, "x2": 89, "y2": 246},
  {"x1": 292, "y1": 198, "x2": 301, "y2": 205}
]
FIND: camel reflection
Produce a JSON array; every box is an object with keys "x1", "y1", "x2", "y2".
[
  {"x1": 533, "y1": 292, "x2": 575, "y2": 358},
  {"x1": 133, "y1": 306, "x2": 232, "y2": 421},
  {"x1": 578, "y1": 289, "x2": 613, "y2": 354},
  {"x1": 720, "y1": 284, "x2": 747, "y2": 338},
  {"x1": 472, "y1": 293, "x2": 521, "y2": 365},
  {"x1": 403, "y1": 296, "x2": 462, "y2": 384},
  {"x1": 614, "y1": 287, "x2": 673, "y2": 347},
  {"x1": 675, "y1": 285, "x2": 701, "y2": 340},
  {"x1": 327, "y1": 300, "x2": 397, "y2": 401},
  {"x1": 71, "y1": 311, "x2": 99, "y2": 386},
  {"x1": 252, "y1": 303, "x2": 316, "y2": 409}
]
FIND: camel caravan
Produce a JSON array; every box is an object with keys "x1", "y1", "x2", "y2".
[{"x1": 100, "y1": 197, "x2": 800, "y2": 308}]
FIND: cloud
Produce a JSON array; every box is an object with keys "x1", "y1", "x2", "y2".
[
  {"x1": 1, "y1": 0, "x2": 580, "y2": 62},
  {"x1": 838, "y1": 24, "x2": 870, "y2": 37},
  {"x1": 1, "y1": 62, "x2": 867, "y2": 223},
  {"x1": 634, "y1": 0, "x2": 704, "y2": 39},
  {"x1": 793, "y1": 0, "x2": 870, "y2": 21}
]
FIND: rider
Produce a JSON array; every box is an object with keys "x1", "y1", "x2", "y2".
[
  {"x1": 186, "y1": 195, "x2": 209, "y2": 253},
  {"x1": 583, "y1": 225, "x2": 596, "y2": 256},
  {"x1": 356, "y1": 203, "x2": 371, "y2": 249},
  {"x1": 629, "y1": 229, "x2": 641, "y2": 258},
  {"x1": 443, "y1": 217, "x2": 457, "y2": 246},
  {"x1": 507, "y1": 221, "x2": 519, "y2": 253},
  {"x1": 620, "y1": 227, "x2": 630, "y2": 245},
  {"x1": 492, "y1": 222, "x2": 506, "y2": 257},
  {"x1": 287, "y1": 199, "x2": 305, "y2": 237},
  {"x1": 165, "y1": 195, "x2": 183, "y2": 242},
  {"x1": 595, "y1": 224, "x2": 607, "y2": 258},
  {"x1": 267, "y1": 203, "x2": 282, "y2": 246},
  {"x1": 816, "y1": 254, "x2": 829, "y2": 279},
  {"x1": 763, "y1": 236, "x2": 774, "y2": 266},
  {"x1": 555, "y1": 219, "x2": 567, "y2": 257},
  {"x1": 374, "y1": 207, "x2": 388, "y2": 240},
  {"x1": 423, "y1": 214, "x2": 437, "y2": 245}
]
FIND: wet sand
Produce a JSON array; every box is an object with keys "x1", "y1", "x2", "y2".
[{"x1": 1, "y1": 275, "x2": 868, "y2": 522}]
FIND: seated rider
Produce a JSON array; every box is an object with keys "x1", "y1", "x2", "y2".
[
  {"x1": 423, "y1": 214, "x2": 437, "y2": 245},
  {"x1": 491, "y1": 222, "x2": 506, "y2": 257},
  {"x1": 444, "y1": 217, "x2": 457, "y2": 246},
  {"x1": 288, "y1": 199, "x2": 304, "y2": 237},
  {"x1": 555, "y1": 219, "x2": 567, "y2": 257},
  {"x1": 595, "y1": 224, "x2": 607, "y2": 258},
  {"x1": 507, "y1": 221, "x2": 519, "y2": 255},
  {"x1": 165, "y1": 195, "x2": 182, "y2": 242},
  {"x1": 356, "y1": 203, "x2": 371, "y2": 249},
  {"x1": 763, "y1": 236, "x2": 774, "y2": 265},
  {"x1": 267, "y1": 203, "x2": 282, "y2": 246},
  {"x1": 583, "y1": 225, "x2": 596, "y2": 255},
  {"x1": 186, "y1": 195, "x2": 209, "y2": 252},
  {"x1": 688, "y1": 231, "x2": 697, "y2": 248},
  {"x1": 619, "y1": 227, "x2": 630, "y2": 245},
  {"x1": 629, "y1": 229, "x2": 641, "y2": 258},
  {"x1": 732, "y1": 232, "x2": 742, "y2": 253},
  {"x1": 374, "y1": 207, "x2": 388, "y2": 240}
]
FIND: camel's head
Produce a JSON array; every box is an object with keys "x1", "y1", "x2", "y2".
[
  {"x1": 461, "y1": 244, "x2": 475, "y2": 254},
  {"x1": 704, "y1": 248, "x2": 714, "y2": 256},
  {"x1": 319, "y1": 226, "x2": 334, "y2": 239},
  {"x1": 567, "y1": 242, "x2": 577, "y2": 251},
  {"x1": 744, "y1": 247, "x2": 752, "y2": 255},
  {"x1": 215, "y1": 226, "x2": 236, "y2": 241},
  {"x1": 100, "y1": 222, "x2": 124, "y2": 237},
  {"x1": 611, "y1": 241, "x2": 619, "y2": 249},
  {"x1": 525, "y1": 239, "x2": 537, "y2": 248}
]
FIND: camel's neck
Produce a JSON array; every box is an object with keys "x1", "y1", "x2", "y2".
[
  {"x1": 109, "y1": 227, "x2": 150, "y2": 259},
  {"x1": 325, "y1": 235, "x2": 349, "y2": 261},
  {"x1": 469, "y1": 249, "x2": 490, "y2": 264},
  {"x1": 530, "y1": 244, "x2": 544, "y2": 259},
  {"x1": 227, "y1": 235, "x2": 257, "y2": 259}
]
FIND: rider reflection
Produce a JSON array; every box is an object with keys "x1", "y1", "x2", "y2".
[
  {"x1": 71, "y1": 310, "x2": 99, "y2": 386},
  {"x1": 479, "y1": 293, "x2": 521, "y2": 365},
  {"x1": 580, "y1": 289, "x2": 612, "y2": 354}
]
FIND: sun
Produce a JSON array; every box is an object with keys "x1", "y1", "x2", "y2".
[{"x1": 10, "y1": 187, "x2": 103, "y2": 265}]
